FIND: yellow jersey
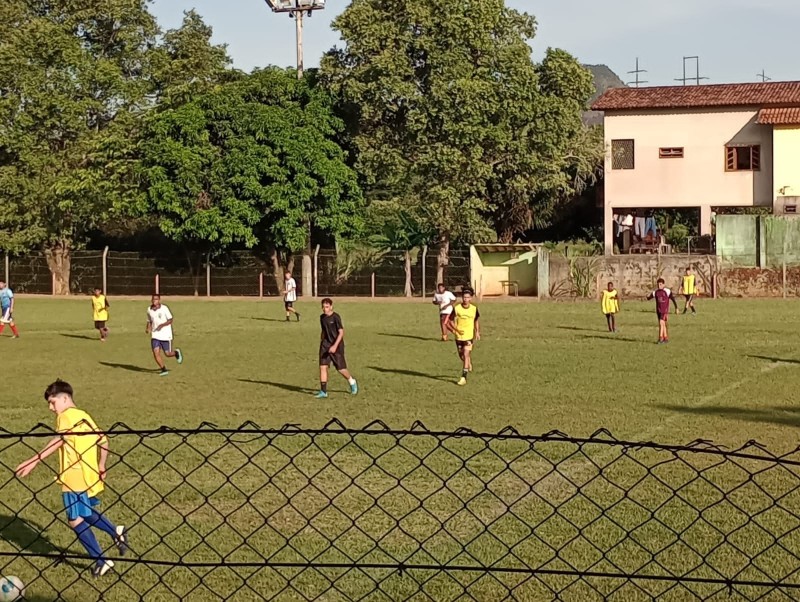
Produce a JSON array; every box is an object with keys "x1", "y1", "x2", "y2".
[
  {"x1": 601, "y1": 289, "x2": 619, "y2": 314},
  {"x1": 452, "y1": 303, "x2": 480, "y2": 341},
  {"x1": 56, "y1": 408, "x2": 106, "y2": 496},
  {"x1": 92, "y1": 295, "x2": 109, "y2": 322},
  {"x1": 682, "y1": 275, "x2": 696, "y2": 295}
]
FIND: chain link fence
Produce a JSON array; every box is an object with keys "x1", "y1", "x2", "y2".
[
  {"x1": 4, "y1": 250, "x2": 470, "y2": 298},
  {"x1": 2, "y1": 421, "x2": 800, "y2": 601}
]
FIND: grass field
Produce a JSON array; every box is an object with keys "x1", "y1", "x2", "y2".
[
  {"x1": 2, "y1": 296, "x2": 800, "y2": 448},
  {"x1": 2, "y1": 296, "x2": 800, "y2": 601}
]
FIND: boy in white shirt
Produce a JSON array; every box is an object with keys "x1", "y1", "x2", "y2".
[
  {"x1": 146, "y1": 294, "x2": 183, "y2": 376},
  {"x1": 433, "y1": 283, "x2": 457, "y2": 341},
  {"x1": 284, "y1": 271, "x2": 300, "y2": 322}
]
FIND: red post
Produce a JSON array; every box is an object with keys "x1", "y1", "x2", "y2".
[{"x1": 259, "y1": 272, "x2": 264, "y2": 299}]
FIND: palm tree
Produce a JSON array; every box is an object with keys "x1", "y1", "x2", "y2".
[{"x1": 370, "y1": 211, "x2": 432, "y2": 297}]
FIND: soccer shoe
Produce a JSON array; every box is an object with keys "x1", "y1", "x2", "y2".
[
  {"x1": 350, "y1": 381, "x2": 358, "y2": 395},
  {"x1": 296, "y1": 313, "x2": 301, "y2": 322},
  {"x1": 92, "y1": 559, "x2": 114, "y2": 579},
  {"x1": 441, "y1": 335, "x2": 448, "y2": 342},
  {"x1": 457, "y1": 377, "x2": 467, "y2": 386},
  {"x1": 314, "y1": 391, "x2": 328, "y2": 399},
  {"x1": 175, "y1": 349, "x2": 183, "y2": 364},
  {"x1": 159, "y1": 369, "x2": 169, "y2": 377},
  {"x1": 115, "y1": 526, "x2": 128, "y2": 556}
]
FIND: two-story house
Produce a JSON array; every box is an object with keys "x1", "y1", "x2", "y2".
[{"x1": 591, "y1": 81, "x2": 800, "y2": 255}]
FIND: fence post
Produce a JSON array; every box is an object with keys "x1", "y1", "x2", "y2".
[
  {"x1": 421, "y1": 245, "x2": 428, "y2": 298},
  {"x1": 206, "y1": 253, "x2": 211, "y2": 297},
  {"x1": 102, "y1": 246, "x2": 109, "y2": 295},
  {"x1": 259, "y1": 272, "x2": 264, "y2": 299},
  {"x1": 371, "y1": 272, "x2": 375, "y2": 298},
  {"x1": 313, "y1": 244, "x2": 320, "y2": 298},
  {"x1": 4, "y1": 253, "x2": 8, "y2": 286},
  {"x1": 52, "y1": 272, "x2": 56, "y2": 296},
  {"x1": 155, "y1": 273, "x2": 160, "y2": 295},
  {"x1": 783, "y1": 226, "x2": 788, "y2": 299}
]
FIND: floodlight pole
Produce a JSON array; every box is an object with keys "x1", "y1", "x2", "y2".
[{"x1": 295, "y1": 10, "x2": 303, "y2": 79}]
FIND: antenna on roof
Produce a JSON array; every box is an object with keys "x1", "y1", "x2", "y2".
[
  {"x1": 756, "y1": 69, "x2": 771, "y2": 83},
  {"x1": 674, "y1": 56, "x2": 709, "y2": 86},
  {"x1": 626, "y1": 57, "x2": 648, "y2": 88}
]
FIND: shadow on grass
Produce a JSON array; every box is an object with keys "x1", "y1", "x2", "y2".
[
  {"x1": 60, "y1": 333, "x2": 97, "y2": 341},
  {"x1": 0, "y1": 515, "x2": 82, "y2": 570},
  {"x1": 747, "y1": 355, "x2": 800, "y2": 365},
  {"x1": 655, "y1": 404, "x2": 800, "y2": 428},
  {"x1": 237, "y1": 379, "x2": 317, "y2": 394},
  {"x1": 580, "y1": 334, "x2": 643, "y2": 344},
  {"x1": 555, "y1": 326, "x2": 599, "y2": 333},
  {"x1": 249, "y1": 317, "x2": 288, "y2": 323},
  {"x1": 378, "y1": 333, "x2": 434, "y2": 342},
  {"x1": 368, "y1": 366, "x2": 453, "y2": 383},
  {"x1": 99, "y1": 362, "x2": 155, "y2": 373}
]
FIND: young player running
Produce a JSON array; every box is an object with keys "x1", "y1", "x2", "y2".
[
  {"x1": 447, "y1": 288, "x2": 480, "y2": 386},
  {"x1": 146, "y1": 294, "x2": 183, "y2": 376},
  {"x1": 0, "y1": 280, "x2": 20, "y2": 338},
  {"x1": 680, "y1": 266, "x2": 698, "y2": 315},
  {"x1": 91, "y1": 287, "x2": 110, "y2": 342},
  {"x1": 283, "y1": 271, "x2": 300, "y2": 322},
  {"x1": 646, "y1": 278, "x2": 678, "y2": 344},
  {"x1": 432, "y1": 283, "x2": 457, "y2": 341},
  {"x1": 315, "y1": 298, "x2": 358, "y2": 398},
  {"x1": 601, "y1": 282, "x2": 620, "y2": 333},
  {"x1": 15, "y1": 380, "x2": 128, "y2": 578}
]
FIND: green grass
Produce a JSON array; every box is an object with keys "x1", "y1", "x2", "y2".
[{"x1": 1, "y1": 297, "x2": 800, "y2": 601}]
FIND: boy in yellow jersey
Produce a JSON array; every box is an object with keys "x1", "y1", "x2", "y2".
[
  {"x1": 601, "y1": 282, "x2": 620, "y2": 332},
  {"x1": 679, "y1": 266, "x2": 698, "y2": 315},
  {"x1": 446, "y1": 288, "x2": 480, "y2": 386},
  {"x1": 16, "y1": 380, "x2": 127, "y2": 578},
  {"x1": 91, "y1": 287, "x2": 110, "y2": 341}
]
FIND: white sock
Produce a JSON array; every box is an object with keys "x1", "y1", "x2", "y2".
[{"x1": 348, "y1": 378, "x2": 356, "y2": 385}]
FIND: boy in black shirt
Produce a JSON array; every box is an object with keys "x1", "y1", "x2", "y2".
[{"x1": 316, "y1": 298, "x2": 358, "y2": 398}]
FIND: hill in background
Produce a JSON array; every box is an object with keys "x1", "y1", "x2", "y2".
[{"x1": 583, "y1": 64, "x2": 627, "y2": 125}]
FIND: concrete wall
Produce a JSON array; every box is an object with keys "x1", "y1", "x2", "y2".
[
  {"x1": 470, "y1": 248, "x2": 538, "y2": 296},
  {"x1": 774, "y1": 126, "x2": 800, "y2": 198}
]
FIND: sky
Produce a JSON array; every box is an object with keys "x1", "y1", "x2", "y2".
[{"x1": 150, "y1": 0, "x2": 799, "y2": 86}]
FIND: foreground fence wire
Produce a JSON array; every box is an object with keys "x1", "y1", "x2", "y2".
[{"x1": 2, "y1": 421, "x2": 800, "y2": 601}]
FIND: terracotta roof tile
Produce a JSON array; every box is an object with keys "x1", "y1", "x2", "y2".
[
  {"x1": 591, "y1": 81, "x2": 800, "y2": 111},
  {"x1": 757, "y1": 107, "x2": 800, "y2": 125}
]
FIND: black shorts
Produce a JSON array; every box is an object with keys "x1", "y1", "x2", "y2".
[
  {"x1": 684, "y1": 294, "x2": 694, "y2": 302},
  {"x1": 94, "y1": 321, "x2": 106, "y2": 329},
  {"x1": 456, "y1": 339, "x2": 474, "y2": 350},
  {"x1": 285, "y1": 301, "x2": 294, "y2": 310},
  {"x1": 320, "y1": 344, "x2": 347, "y2": 370}
]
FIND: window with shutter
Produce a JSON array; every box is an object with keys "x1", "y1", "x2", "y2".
[{"x1": 725, "y1": 145, "x2": 761, "y2": 171}]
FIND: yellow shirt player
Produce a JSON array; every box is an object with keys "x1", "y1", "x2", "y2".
[
  {"x1": 91, "y1": 287, "x2": 110, "y2": 342},
  {"x1": 601, "y1": 282, "x2": 620, "y2": 333},
  {"x1": 16, "y1": 380, "x2": 127, "y2": 578},
  {"x1": 679, "y1": 267, "x2": 698, "y2": 315},
  {"x1": 446, "y1": 288, "x2": 481, "y2": 386}
]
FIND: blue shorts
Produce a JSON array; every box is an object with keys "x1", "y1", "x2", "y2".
[
  {"x1": 63, "y1": 492, "x2": 100, "y2": 521},
  {"x1": 151, "y1": 339, "x2": 172, "y2": 353},
  {"x1": 1, "y1": 307, "x2": 12, "y2": 322}
]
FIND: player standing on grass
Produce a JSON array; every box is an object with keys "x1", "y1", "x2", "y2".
[
  {"x1": 447, "y1": 287, "x2": 480, "y2": 386},
  {"x1": 646, "y1": 278, "x2": 678, "y2": 344},
  {"x1": 0, "y1": 280, "x2": 20, "y2": 338},
  {"x1": 15, "y1": 379, "x2": 128, "y2": 578},
  {"x1": 433, "y1": 283, "x2": 457, "y2": 341},
  {"x1": 601, "y1": 282, "x2": 620, "y2": 333},
  {"x1": 284, "y1": 271, "x2": 300, "y2": 322},
  {"x1": 680, "y1": 266, "x2": 698, "y2": 315},
  {"x1": 92, "y1": 287, "x2": 110, "y2": 342},
  {"x1": 146, "y1": 294, "x2": 183, "y2": 376},
  {"x1": 315, "y1": 298, "x2": 358, "y2": 398}
]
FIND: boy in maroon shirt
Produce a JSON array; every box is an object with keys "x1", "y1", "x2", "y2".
[{"x1": 646, "y1": 278, "x2": 678, "y2": 344}]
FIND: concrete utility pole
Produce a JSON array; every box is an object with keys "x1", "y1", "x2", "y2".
[{"x1": 261, "y1": 0, "x2": 325, "y2": 80}]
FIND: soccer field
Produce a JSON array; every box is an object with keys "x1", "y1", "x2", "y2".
[
  {"x1": 4, "y1": 296, "x2": 800, "y2": 601},
  {"x1": 2, "y1": 296, "x2": 799, "y2": 449}
]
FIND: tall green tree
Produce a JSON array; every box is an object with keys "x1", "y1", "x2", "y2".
[
  {"x1": 0, "y1": 0, "x2": 159, "y2": 293},
  {"x1": 140, "y1": 68, "x2": 364, "y2": 293},
  {"x1": 369, "y1": 204, "x2": 432, "y2": 297},
  {"x1": 322, "y1": 0, "x2": 601, "y2": 278}
]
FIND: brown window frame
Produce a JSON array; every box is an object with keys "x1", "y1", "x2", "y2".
[
  {"x1": 611, "y1": 139, "x2": 635, "y2": 170},
  {"x1": 725, "y1": 145, "x2": 761, "y2": 172},
  {"x1": 659, "y1": 147, "x2": 684, "y2": 159}
]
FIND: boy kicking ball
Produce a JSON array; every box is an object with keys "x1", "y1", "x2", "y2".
[{"x1": 15, "y1": 380, "x2": 128, "y2": 578}]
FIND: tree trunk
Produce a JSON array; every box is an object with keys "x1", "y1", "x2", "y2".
[
  {"x1": 185, "y1": 250, "x2": 201, "y2": 296},
  {"x1": 45, "y1": 242, "x2": 71, "y2": 296},
  {"x1": 436, "y1": 236, "x2": 450, "y2": 286},
  {"x1": 404, "y1": 250, "x2": 412, "y2": 297}
]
